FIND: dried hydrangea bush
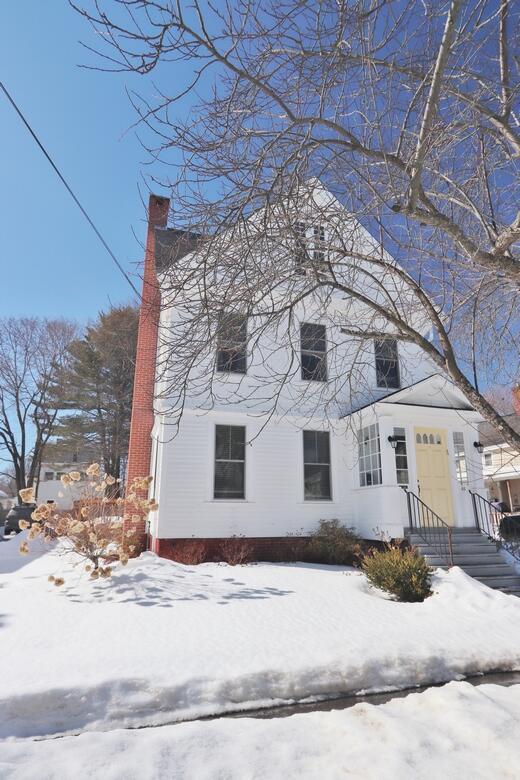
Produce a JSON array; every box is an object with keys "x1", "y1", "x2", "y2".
[{"x1": 18, "y1": 466, "x2": 157, "y2": 586}]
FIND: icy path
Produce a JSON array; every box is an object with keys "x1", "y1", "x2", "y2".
[{"x1": 2, "y1": 681, "x2": 519, "y2": 779}]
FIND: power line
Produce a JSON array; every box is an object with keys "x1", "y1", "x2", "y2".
[{"x1": 0, "y1": 81, "x2": 140, "y2": 298}]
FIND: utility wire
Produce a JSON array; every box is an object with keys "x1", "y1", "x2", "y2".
[{"x1": 0, "y1": 80, "x2": 140, "y2": 297}]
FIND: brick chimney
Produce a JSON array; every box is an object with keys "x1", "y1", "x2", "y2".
[
  {"x1": 513, "y1": 384, "x2": 520, "y2": 415},
  {"x1": 127, "y1": 194, "x2": 169, "y2": 490}
]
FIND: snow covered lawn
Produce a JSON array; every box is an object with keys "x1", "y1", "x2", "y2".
[
  {"x1": 1, "y1": 533, "x2": 520, "y2": 739},
  {"x1": 2, "y1": 681, "x2": 520, "y2": 779}
]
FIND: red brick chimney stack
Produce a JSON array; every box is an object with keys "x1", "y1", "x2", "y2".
[
  {"x1": 126, "y1": 194, "x2": 170, "y2": 489},
  {"x1": 513, "y1": 384, "x2": 520, "y2": 415}
]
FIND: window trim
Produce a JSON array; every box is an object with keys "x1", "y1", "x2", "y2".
[
  {"x1": 213, "y1": 424, "x2": 247, "y2": 501},
  {"x1": 300, "y1": 322, "x2": 328, "y2": 382},
  {"x1": 374, "y1": 338, "x2": 400, "y2": 389},
  {"x1": 453, "y1": 431, "x2": 469, "y2": 488},
  {"x1": 216, "y1": 313, "x2": 248, "y2": 375},
  {"x1": 302, "y1": 429, "x2": 332, "y2": 501},
  {"x1": 393, "y1": 426, "x2": 409, "y2": 486},
  {"x1": 313, "y1": 224, "x2": 327, "y2": 263},
  {"x1": 358, "y1": 423, "x2": 382, "y2": 487}
]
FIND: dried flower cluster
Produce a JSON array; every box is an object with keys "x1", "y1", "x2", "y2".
[{"x1": 18, "y1": 468, "x2": 157, "y2": 586}]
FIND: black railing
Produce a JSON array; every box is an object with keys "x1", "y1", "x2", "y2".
[
  {"x1": 402, "y1": 488, "x2": 454, "y2": 566},
  {"x1": 469, "y1": 491, "x2": 520, "y2": 562}
]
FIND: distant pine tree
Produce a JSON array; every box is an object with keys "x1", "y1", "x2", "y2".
[{"x1": 51, "y1": 305, "x2": 138, "y2": 491}]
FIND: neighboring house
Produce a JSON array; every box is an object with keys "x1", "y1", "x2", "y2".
[
  {"x1": 127, "y1": 187, "x2": 486, "y2": 560},
  {"x1": 37, "y1": 447, "x2": 100, "y2": 509},
  {"x1": 480, "y1": 401, "x2": 520, "y2": 512},
  {"x1": 0, "y1": 490, "x2": 16, "y2": 517}
]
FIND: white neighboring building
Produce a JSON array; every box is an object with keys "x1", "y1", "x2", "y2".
[
  {"x1": 37, "y1": 448, "x2": 99, "y2": 510},
  {"x1": 480, "y1": 412, "x2": 520, "y2": 512},
  {"x1": 0, "y1": 490, "x2": 16, "y2": 513},
  {"x1": 127, "y1": 187, "x2": 486, "y2": 560}
]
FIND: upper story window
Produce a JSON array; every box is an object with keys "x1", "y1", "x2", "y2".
[
  {"x1": 484, "y1": 452, "x2": 492, "y2": 467},
  {"x1": 358, "y1": 424, "x2": 382, "y2": 486},
  {"x1": 214, "y1": 425, "x2": 246, "y2": 499},
  {"x1": 300, "y1": 323, "x2": 327, "y2": 381},
  {"x1": 303, "y1": 430, "x2": 332, "y2": 500},
  {"x1": 313, "y1": 225, "x2": 327, "y2": 263},
  {"x1": 294, "y1": 221, "x2": 307, "y2": 268},
  {"x1": 374, "y1": 338, "x2": 400, "y2": 389},
  {"x1": 216, "y1": 313, "x2": 247, "y2": 374},
  {"x1": 44, "y1": 471, "x2": 54, "y2": 481},
  {"x1": 453, "y1": 432, "x2": 468, "y2": 487}
]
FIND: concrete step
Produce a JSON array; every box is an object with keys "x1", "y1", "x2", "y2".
[
  {"x1": 474, "y1": 575, "x2": 520, "y2": 588},
  {"x1": 410, "y1": 540, "x2": 500, "y2": 552},
  {"x1": 405, "y1": 525, "x2": 520, "y2": 593},
  {"x1": 408, "y1": 534, "x2": 491, "y2": 547},
  {"x1": 452, "y1": 563, "x2": 516, "y2": 577},
  {"x1": 416, "y1": 545, "x2": 504, "y2": 560},
  {"x1": 422, "y1": 554, "x2": 506, "y2": 566}
]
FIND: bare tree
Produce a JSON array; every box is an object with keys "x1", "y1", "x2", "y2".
[
  {"x1": 73, "y1": 0, "x2": 520, "y2": 447},
  {"x1": 0, "y1": 318, "x2": 77, "y2": 501}
]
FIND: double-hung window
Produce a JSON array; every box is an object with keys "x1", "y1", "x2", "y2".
[
  {"x1": 453, "y1": 432, "x2": 468, "y2": 487},
  {"x1": 358, "y1": 424, "x2": 382, "y2": 486},
  {"x1": 216, "y1": 314, "x2": 247, "y2": 374},
  {"x1": 301, "y1": 323, "x2": 327, "y2": 381},
  {"x1": 214, "y1": 425, "x2": 246, "y2": 499},
  {"x1": 393, "y1": 427, "x2": 409, "y2": 486},
  {"x1": 313, "y1": 225, "x2": 327, "y2": 263},
  {"x1": 294, "y1": 221, "x2": 307, "y2": 268},
  {"x1": 374, "y1": 338, "x2": 400, "y2": 389},
  {"x1": 303, "y1": 430, "x2": 331, "y2": 500}
]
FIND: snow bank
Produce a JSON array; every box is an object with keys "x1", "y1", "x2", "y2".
[
  {"x1": 1, "y1": 549, "x2": 520, "y2": 738},
  {"x1": 2, "y1": 681, "x2": 519, "y2": 779}
]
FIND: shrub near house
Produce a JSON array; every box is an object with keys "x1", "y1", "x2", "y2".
[{"x1": 363, "y1": 546, "x2": 432, "y2": 602}]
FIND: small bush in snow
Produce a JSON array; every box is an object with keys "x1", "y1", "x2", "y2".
[
  {"x1": 218, "y1": 536, "x2": 254, "y2": 565},
  {"x1": 306, "y1": 520, "x2": 364, "y2": 566},
  {"x1": 362, "y1": 546, "x2": 432, "y2": 602},
  {"x1": 174, "y1": 540, "x2": 208, "y2": 565},
  {"x1": 18, "y1": 468, "x2": 158, "y2": 585}
]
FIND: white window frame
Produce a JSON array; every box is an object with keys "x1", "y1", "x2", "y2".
[
  {"x1": 358, "y1": 424, "x2": 382, "y2": 487},
  {"x1": 213, "y1": 424, "x2": 247, "y2": 500}
]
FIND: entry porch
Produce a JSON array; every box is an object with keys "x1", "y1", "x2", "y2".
[{"x1": 344, "y1": 375, "x2": 485, "y2": 540}]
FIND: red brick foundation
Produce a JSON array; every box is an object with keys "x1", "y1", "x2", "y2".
[
  {"x1": 150, "y1": 535, "x2": 392, "y2": 564},
  {"x1": 152, "y1": 536, "x2": 313, "y2": 564}
]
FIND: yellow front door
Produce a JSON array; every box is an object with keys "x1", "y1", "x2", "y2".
[{"x1": 414, "y1": 427, "x2": 454, "y2": 525}]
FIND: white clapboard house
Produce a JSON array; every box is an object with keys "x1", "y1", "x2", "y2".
[{"x1": 126, "y1": 183, "x2": 486, "y2": 561}]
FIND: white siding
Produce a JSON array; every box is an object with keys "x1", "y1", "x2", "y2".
[{"x1": 151, "y1": 410, "x2": 355, "y2": 539}]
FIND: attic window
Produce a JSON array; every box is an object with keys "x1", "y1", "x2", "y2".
[
  {"x1": 294, "y1": 222, "x2": 307, "y2": 269},
  {"x1": 313, "y1": 225, "x2": 327, "y2": 262}
]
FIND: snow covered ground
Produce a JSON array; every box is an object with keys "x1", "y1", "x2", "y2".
[
  {"x1": 1, "y1": 532, "x2": 520, "y2": 739},
  {"x1": 2, "y1": 681, "x2": 519, "y2": 779}
]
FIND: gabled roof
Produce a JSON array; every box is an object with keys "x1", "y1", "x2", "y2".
[{"x1": 341, "y1": 374, "x2": 475, "y2": 417}]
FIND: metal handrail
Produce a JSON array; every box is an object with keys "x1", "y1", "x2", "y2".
[
  {"x1": 402, "y1": 487, "x2": 454, "y2": 566},
  {"x1": 469, "y1": 490, "x2": 520, "y2": 562}
]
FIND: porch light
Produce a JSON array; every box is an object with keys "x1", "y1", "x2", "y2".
[
  {"x1": 387, "y1": 435, "x2": 398, "y2": 449},
  {"x1": 473, "y1": 441, "x2": 484, "y2": 454}
]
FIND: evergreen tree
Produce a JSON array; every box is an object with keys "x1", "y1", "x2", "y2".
[{"x1": 52, "y1": 305, "x2": 138, "y2": 488}]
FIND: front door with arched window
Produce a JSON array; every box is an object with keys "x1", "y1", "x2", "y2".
[{"x1": 414, "y1": 427, "x2": 454, "y2": 525}]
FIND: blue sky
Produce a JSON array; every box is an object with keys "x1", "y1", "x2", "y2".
[{"x1": 0, "y1": 2, "x2": 177, "y2": 323}]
